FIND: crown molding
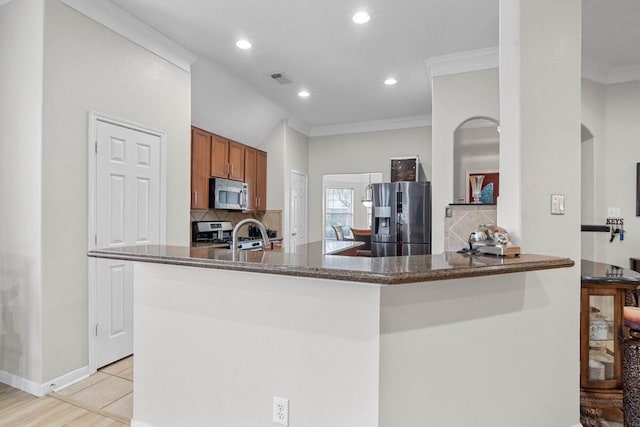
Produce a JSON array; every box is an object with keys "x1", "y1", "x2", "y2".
[
  {"x1": 60, "y1": 0, "x2": 197, "y2": 72},
  {"x1": 581, "y1": 57, "x2": 610, "y2": 84},
  {"x1": 425, "y1": 47, "x2": 499, "y2": 84},
  {"x1": 309, "y1": 114, "x2": 432, "y2": 138},
  {"x1": 607, "y1": 63, "x2": 640, "y2": 85},
  {"x1": 285, "y1": 116, "x2": 311, "y2": 137},
  {"x1": 582, "y1": 56, "x2": 640, "y2": 85}
]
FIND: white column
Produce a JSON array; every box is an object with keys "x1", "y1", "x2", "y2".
[
  {"x1": 498, "y1": 1, "x2": 582, "y2": 426},
  {"x1": 498, "y1": 0, "x2": 582, "y2": 257}
]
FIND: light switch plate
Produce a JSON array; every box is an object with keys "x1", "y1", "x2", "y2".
[
  {"x1": 551, "y1": 194, "x2": 565, "y2": 215},
  {"x1": 608, "y1": 207, "x2": 621, "y2": 218}
]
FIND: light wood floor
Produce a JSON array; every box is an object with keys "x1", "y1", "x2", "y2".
[{"x1": 0, "y1": 356, "x2": 133, "y2": 426}]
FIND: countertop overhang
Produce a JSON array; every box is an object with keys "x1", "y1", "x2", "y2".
[
  {"x1": 88, "y1": 242, "x2": 574, "y2": 285},
  {"x1": 580, "y1": 259, "x2": 640, "y2": 285}
]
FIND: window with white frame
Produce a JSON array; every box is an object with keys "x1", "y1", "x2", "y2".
[{"x1": 325, "y1": 188, "x2": 353, "y2": 239}]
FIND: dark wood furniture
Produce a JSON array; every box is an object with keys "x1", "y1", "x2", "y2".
[{"x1": 580, "y1": 260, "x2": 640, "y2": 426}]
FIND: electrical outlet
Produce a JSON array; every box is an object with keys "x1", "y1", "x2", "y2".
[
  {"x1": 273, "y1": 396, "x2": 289, "y2": 426},
  {"x1": 608, "y1": 207, "x2": 621, "y2": 218}
]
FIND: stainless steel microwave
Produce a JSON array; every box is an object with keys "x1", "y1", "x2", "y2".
[{"x1": 209, "y1": 177, "x2": 248, "y2": 210}]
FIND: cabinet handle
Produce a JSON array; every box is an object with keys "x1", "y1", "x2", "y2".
[
  {"x1": 225, "y1": 163, "x2": 229, "y2": 174},
  {"x1": 193, "y1": 191, "x2": 198, "y2": 205},
  {"x1": 230, "y1": 164, "x2": 234, "y2": 176}
]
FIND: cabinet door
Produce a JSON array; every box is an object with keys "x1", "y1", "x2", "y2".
[
  {"x1": 191, "y1": 128, "x2": 211, "y2": 210},
  {"x1": 244, "y1": 146, "x2": 257, "y2": 211},
  {"x1": 581, "y1": 286, "x2": 623, "y2": 389},
  {"x1": 228, "y1": 140, "x2": 245, "y2": 181},
  {"x1": 210, "y1": 135, "x2": 229, "y2": 178},
  {"x1": 256, "y1": 150, "x2": 267, "y2": 212}
]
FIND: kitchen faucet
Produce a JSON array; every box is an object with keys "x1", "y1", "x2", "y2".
[{"x1": 231, "y1": 218, "x2": 270, "y2": 261}]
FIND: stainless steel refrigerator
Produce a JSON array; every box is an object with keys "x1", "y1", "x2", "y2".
[{"x1": 371, "y1": 181, "x2": 431, "y2": 256}]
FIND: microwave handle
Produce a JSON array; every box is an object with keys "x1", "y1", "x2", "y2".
[{"x1": 240, "y1": 187, "x2": 247, "y2": 208}]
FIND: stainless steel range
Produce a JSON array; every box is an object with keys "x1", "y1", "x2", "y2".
[{"x1": 191, "y1": 220, "x2": 264, "y2": 250}]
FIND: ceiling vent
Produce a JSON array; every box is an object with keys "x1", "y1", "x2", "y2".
[{"x1": 270, "y1": 72, "x2": 292, "y2": 85}]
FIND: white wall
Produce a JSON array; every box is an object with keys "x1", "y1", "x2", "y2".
[
  {"x1": 603, "y1": 80, "x2": 640, "y2": 268},
  {"x1": 40, "y1": 0, "x2": 191, "y2": 382},
  {"x1": 431, "y1": 68, "x2": 500, "y2": 252},
  {"x1": 0, "y1": 0, "x2": 45, "y2": 387},
  {"x1": 308, "y1": 127, "x2": 431, "y2": 242},
  {"x1": 191, "y1": 57, "x2": 288, "y2": 147},
  {"x1": 260, "y1": 121, "x2": 286, "y2": 210}
]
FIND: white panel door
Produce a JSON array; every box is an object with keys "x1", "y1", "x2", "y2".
[
  {"x1": 290, "y1": 171, "x2": 308, "y2": 253},
  {"x1": 95, "y1": 119, "x2": 161, "y2": 368}
]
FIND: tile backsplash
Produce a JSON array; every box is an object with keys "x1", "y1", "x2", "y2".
[
  {"x1": 190, "y1": 209, "x2": 282, "y2": 238},
  {"x1": 444, "y1": 205, "x2": 497, "y2": 252}
]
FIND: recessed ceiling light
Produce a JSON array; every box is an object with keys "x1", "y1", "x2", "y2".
[
  {"x1": 298, "y1": 90, "x2": 310, "y2": 98},
  {"x1": 352, "y1": 11, "x2": 370, "y2": 24},
  {"x1": 384, "y1": 78, "x2": 397, "y2": 85},
  {"x1": 236, "y1": 39, "x2": 252, "y2": 50}
]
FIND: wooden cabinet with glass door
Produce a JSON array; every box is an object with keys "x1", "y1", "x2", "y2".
[{"x1": 580, "y1": 274, "x2": 640, "y2": 426}]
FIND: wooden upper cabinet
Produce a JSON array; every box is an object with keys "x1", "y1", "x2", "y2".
[
  {"x1": 210, "y1": 134, "x2": 229, "y2": 178},
  {"x1": 210, "y1": 135, "x2": 245, "y2": 181},
  {"x1": 190, "y1": 127, "x2": 211, "y2": 210},
  {"x1": 244, "y1": 146, "x2": 257, "y2": 212},
  {"x1": 256, "y1": 150, "x2": 267, "y2": 212},
  {"x1": 228, "y1": 140, "x2": 245, "y2": 181}
]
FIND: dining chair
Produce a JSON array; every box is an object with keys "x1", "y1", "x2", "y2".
[
  {"x1": 350, "y1": 227, "x2": 372, "y2": 256},
  {"x1": 332, "y1": 225, "x2": 345, "y2": 241}
]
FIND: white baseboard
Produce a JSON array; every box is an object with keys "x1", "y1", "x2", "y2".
[
  {"x1": 131, "y1": 420, "x2": 155, "y2": 427},
  {"x1": 0, "y1": 365, "x2": 90, "y2": 397},
  {"x1": 49, "y1": 365, "x2": 91, "y2": 394},
  {"x1": 0, "y1": 369, "x2": 43, "y2": 397}
]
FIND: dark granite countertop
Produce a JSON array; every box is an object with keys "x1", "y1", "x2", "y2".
[
  {"x1": 88, "y1": 241, "x2": 574, "y2": 285},
  {"x1": 581, "y1": 259, "x2": 640, "y2": 285}
]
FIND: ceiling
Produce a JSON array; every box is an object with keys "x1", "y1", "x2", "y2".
[{"x1": 109, "y1": 0, "x2": 640, "y2": 129}]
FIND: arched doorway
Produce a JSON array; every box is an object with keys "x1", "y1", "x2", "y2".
[{"x1": 453, "y1": 117, "x2": 500, "y2": 203}]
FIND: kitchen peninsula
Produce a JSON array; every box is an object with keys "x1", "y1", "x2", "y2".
[{"x1": 89, "y1": 244, "x2": 573, "y2": 426}]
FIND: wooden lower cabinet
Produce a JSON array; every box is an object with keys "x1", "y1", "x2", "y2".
[
  {"x1": 580, "y1": 280, "x2": 639, "y2": 426},
  {"x1": 191, "y1": 128, "x2": 211, "y2": 210}
]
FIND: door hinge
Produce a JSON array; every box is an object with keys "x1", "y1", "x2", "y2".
[
  {"x1": 95, "y1": 141, "x2": 98, "y2": 154},
  {"x1": 95, "y1": 323, "x2": 99, "y2": 336}
]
